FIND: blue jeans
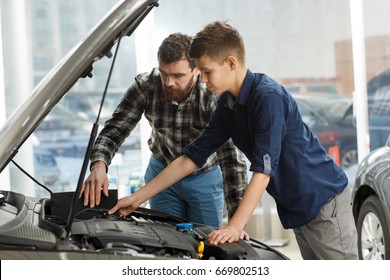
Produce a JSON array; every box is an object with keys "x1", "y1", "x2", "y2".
[{"x1": 144, "y1": 155, "x2": 223, "y2": 227}]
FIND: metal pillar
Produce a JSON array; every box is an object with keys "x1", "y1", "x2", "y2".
[
  {"x1": 0, "y1": 0, "x2": 10, "y2": 188},
  {"x1": 1, "y1": 0, "x2": 35, "y2": 195},
  {"x1": 350, "y1": 0, "x2": 370, "y2": 161}
]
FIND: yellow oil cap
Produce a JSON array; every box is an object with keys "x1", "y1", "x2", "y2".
[{"x1": 198, "y1": 241, "x2": 204, "y2": 259}]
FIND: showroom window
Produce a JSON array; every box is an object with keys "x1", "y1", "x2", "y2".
[{"x1": 1, "y1": 0, "x2": 389, "y2": 199}]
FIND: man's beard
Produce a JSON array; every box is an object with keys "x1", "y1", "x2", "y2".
[
  {"x1": 163, "y1": 79, "x2": 195, "y2": 102},
  {"x1": 163, "y1": 87, "x2": 185, "y2": 101}
]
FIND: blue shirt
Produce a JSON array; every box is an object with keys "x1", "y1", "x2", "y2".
[{"x1": 184, "y1": 70, "x2": 348, "y2": 228}]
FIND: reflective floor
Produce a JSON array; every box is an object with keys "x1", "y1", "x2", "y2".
[{"x1": 270, "y1": 234, "x2": 302, "y2": 260}]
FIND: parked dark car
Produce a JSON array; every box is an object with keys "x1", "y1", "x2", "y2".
[
  {"x1": 33, "y1": 147, "x2": 60, "y2": 187},
  {"x1": 351, "y1": 135, "x2": 390, "y2": 260},
  {"x1": 366, "y1": 68, "x2": 390, "y2": 151},
  {"x1": 0, "y1": 0, "x2": 287, "y2": 260},
  {"x1": 293, "y1": 93, "x2": 357, "y2": 170}
]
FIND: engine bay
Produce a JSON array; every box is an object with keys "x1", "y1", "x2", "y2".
[{"x1": 0, "y1": 190, "x2": 287, "y2": 260}]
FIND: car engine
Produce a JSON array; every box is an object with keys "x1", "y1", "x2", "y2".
[{"x1": 0, "y1": 190, "x2": 287, "y2": 260}]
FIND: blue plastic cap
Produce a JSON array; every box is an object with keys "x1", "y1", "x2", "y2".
[{"x1": 176, "y1": 223, "x2": 193, "y2": 230}]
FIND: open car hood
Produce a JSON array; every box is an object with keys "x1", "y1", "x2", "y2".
[{"x1": 0, "y1": 0, "x2": 158, "y2": 172}]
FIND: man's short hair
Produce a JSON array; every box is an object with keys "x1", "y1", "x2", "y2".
[
  {"x1": 158, "y1": 33, "x2": 196, "y2": 70},
  {"x1": 190, "y1": 21, "x2": 245, "y2": 64}
]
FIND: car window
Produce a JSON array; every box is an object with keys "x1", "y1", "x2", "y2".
[
  {"x1": 367, "y1": 85, "x2": 390, "y2": 149},
  {"x1": 318, "y1": 100, "x2": 351, "y2": 121},
  {"x1": 296, "y1": 96, "x2": 351, "y2": 123},
  {"x1": 368, "y1": 85, "x2": 390, "y2": 116}
]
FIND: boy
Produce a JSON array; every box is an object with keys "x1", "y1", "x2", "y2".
[{"x1": 108, "y1": 22, "x2": 358, "y2": 260}]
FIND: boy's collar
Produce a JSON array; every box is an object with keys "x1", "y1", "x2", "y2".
[{"x1": 226, "y1": 69, "x2": 254, "y2": 109}]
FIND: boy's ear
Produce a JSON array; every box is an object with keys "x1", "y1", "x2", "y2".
[{"x1": 226, "y1": 56, "x2": 237, "y2": 70}]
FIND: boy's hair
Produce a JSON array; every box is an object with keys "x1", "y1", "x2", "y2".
[
  {"x1": 189, "y1": 21, "x2": 245, "y2": 64},
  {"x1": 158, "y1": 33, "x2": 196, "y2": 70}
]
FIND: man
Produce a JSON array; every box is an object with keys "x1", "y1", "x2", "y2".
[
  {"x1": 81, "y1": 33, "x2": 247, "y2": 228},
  {"x1": 108, "y1": 22, "x2": 358, "y2": 260}
]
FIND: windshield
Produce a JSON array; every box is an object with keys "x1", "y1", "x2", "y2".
[{"x1": 310, "y1": 98, "x2": 351, "y2": 121}]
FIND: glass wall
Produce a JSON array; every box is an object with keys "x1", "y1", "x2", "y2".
[{"x1": 1, "y1": 0, "x2": 390, "y2": 197}]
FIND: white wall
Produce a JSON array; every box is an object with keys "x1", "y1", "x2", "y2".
[{"x1": 0, "y1": 1, "x2": 10, "y2": 187}]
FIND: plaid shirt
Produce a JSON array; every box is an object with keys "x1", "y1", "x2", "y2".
[{"x1": 91, "y1": 68, "x2": 247, "y2": 218}]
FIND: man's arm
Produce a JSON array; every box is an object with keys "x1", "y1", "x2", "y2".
[
  {"x1": 108, "y1": 155, "x2": 197, "y2": 216},
  {"x1": 81, "y1": 73, "x2": 149, "y2": 207},
  {"x1": 216, "y1": 140, "x2": 248, "y2": 220}
]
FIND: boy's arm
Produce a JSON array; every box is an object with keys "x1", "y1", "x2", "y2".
[
  {"x1": 208, "y1": 171, "x2": 270, "y2": 245},
  {"x1": 108, "y1": 155, "x2": 196, "y2": 216}
]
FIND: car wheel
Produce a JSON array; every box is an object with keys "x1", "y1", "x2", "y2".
[
  {"x1": 340, "y1": 147, "x2": 358, "y2": 170},
  {"x1": 356, "y1": 196, "x2": 390, "y2": 260}
]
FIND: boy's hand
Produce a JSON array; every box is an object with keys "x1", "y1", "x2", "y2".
[
  {"x1": 108, "y1": 194, "x2": 143, "y2": 217},
  {"x1": 208, "y1": 226, "x2": 249, "y2": 245}
]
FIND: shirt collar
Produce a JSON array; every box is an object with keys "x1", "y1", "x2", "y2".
[{"x1": 226, "y1": 69, "x2": 254, "y2": 109}]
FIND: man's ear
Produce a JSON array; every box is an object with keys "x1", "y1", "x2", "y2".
[
  {"x1": 193, "y1": 66, "x2": 200, "y2": 76},
  {"x1": 226, "y1": 56, "x2": 237, "y2": 70}
]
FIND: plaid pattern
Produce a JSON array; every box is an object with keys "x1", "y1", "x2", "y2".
[{"x1": 91, "y1": 68, "x2": 247, "y2": 218}]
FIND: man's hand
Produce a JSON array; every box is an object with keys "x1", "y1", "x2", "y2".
[
  {"x1": 80, "y1": 161, "x2": 109, "y2": 207},
  {"x1": 208, "y1": 226, "x2": 250, "y2": 246}
]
